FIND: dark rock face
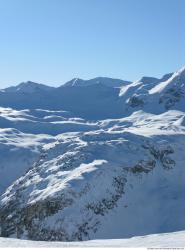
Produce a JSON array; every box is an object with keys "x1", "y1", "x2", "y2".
[
  {"x1": 159, "y1": 87, "x2": 185, "y2": 109},
  {"x1": 128, "y1": 95, "x2": 145, "y2": 108}
]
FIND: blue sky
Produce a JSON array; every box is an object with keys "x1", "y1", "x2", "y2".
[{"x1": 0, "y1": 0, "x2": 184, "y2": 87}]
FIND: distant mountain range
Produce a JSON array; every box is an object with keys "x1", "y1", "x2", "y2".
[
  {"x1": 2, "y1": 76, "x2": 131, "y2": 93},
  {"x1": 0, "y1": 69, "x2": 184, "y2": 119}
]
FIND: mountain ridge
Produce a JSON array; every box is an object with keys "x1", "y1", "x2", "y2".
[
  {"x1": 0, "y1": 68, "x2": 184, "y2": 120},
  {"x1": 2, "y1": 76, "x2": 132, "y2": 93},
  {"x1": 2, "y1": 70, "x2": 175, "y2": 93}
]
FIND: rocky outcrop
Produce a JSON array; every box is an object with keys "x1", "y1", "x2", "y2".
[{"x1": 159, "y1": 87, "x2": 185, "y2": 109}]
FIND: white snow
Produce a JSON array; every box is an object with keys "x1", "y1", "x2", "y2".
[
  {"x1": 149, "y1": 66, "x2": 185, "y2": 94},
  {"x1": 0, "y1": 66, "x2": 185, "y2": 243},
  {"x1": 0, "y1": 230, "x2": 185, "y2": 247},
  {"x1": 64, "y1": 77, "x2": 130, "y2": 87},
  {"x1": 3, "y1": 81, "x2": 54, "y2": 93}
]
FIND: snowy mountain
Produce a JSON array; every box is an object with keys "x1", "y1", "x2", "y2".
[
  {"x1": 64, "y1": 77, "x2": 131, "y2": 87},
  {"x1": 0, "y1": 66, "x2": 185, "y2": 244},
  {"x1": 0, "y1": 76, "x2": 131, "y2": 120},
  {"x1": 4, "y1": 81, "x2": 55, "y2": 93}
]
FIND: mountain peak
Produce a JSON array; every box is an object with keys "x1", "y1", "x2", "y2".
[
  {"x1": 63, "y1": 77, "x2": 131, "y2": 88},
  {"x1": 3, "y1": 81, "x2": 54, "y2": 93},
  {"x1": 135, "y1": 72, "x2": 174, "y2": 86},
  {"x1": 136, "y1": 76, "x2": 160, "y2": 85},
  {"x1": 63, "y1": 78, "x2": 85, "y2": 87}
]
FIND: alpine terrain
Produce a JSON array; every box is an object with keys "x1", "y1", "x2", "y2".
[{"x1": 0, "y1": 66, "x2": 185, "y2": 243}]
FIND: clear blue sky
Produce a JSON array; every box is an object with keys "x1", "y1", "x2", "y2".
[{"x1": 0, "y1": 0, "x2": 184, "y2": 87}]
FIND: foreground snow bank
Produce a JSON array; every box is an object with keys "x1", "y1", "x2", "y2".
[{"x1": 0, "y1": 231, "x2": 185, "y2": 247}]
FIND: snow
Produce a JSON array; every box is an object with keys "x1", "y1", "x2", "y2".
[
  {"x1": 0, "y1": 66, "x2": 184, "y2": 120},
  {"x1": 4, "y1": 81, "x2": 54, "y2": 93},
  {"x1": 0, "y1": 127, "x2": 54, "y2": 194},
  {"x1": 25, "y1": 159, "x2": 107, "y2": 204},
  {"x1": 0, "y1": 231, "x2": 185, "y2": 247},
  {"x1": 63, "y1": 76, "x2": 131, "y2": 87},
  {"x1": 149, "y1": 66, "x2": 185, "y2": 94},
  {"x1": 99, "y1": 110, "x2": 185, "y2": 136},
  {"x1": 0, "y1": 107, "x2": 99, "y2": 135},
  {"x1": 0, "y1": 65, "x2": 185, "y2": 242},
  {"x1": 1, "y1": 108, "x2": 185, "y2": 240}
]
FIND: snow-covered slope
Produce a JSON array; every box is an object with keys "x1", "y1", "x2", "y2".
[
  {"x1": 0, "y1": 66, "x2": 185, "y2": 243},
  {"x1": 0, "y1": 128, "x2": 54, "y2": 195},
  {"x1": 119, "y1": 67, "x2": 185, "y2": 115},
  {"x1": 0, "y1": 230, "x2": 185, "y2": 247},
  {"x1": 0, "y1": 109, "x2": 185, "y2": 241},
  {"x1": 0, "y1": 83, "x2": 123, "y2": 119},
  {"x1": 0, "y1": 107, "x2": 98, "y2": 135}
]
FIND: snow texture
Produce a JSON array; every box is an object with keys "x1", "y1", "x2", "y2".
[{"x1": 0, "y1": 230, "x2": 185, "y2": 247}]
